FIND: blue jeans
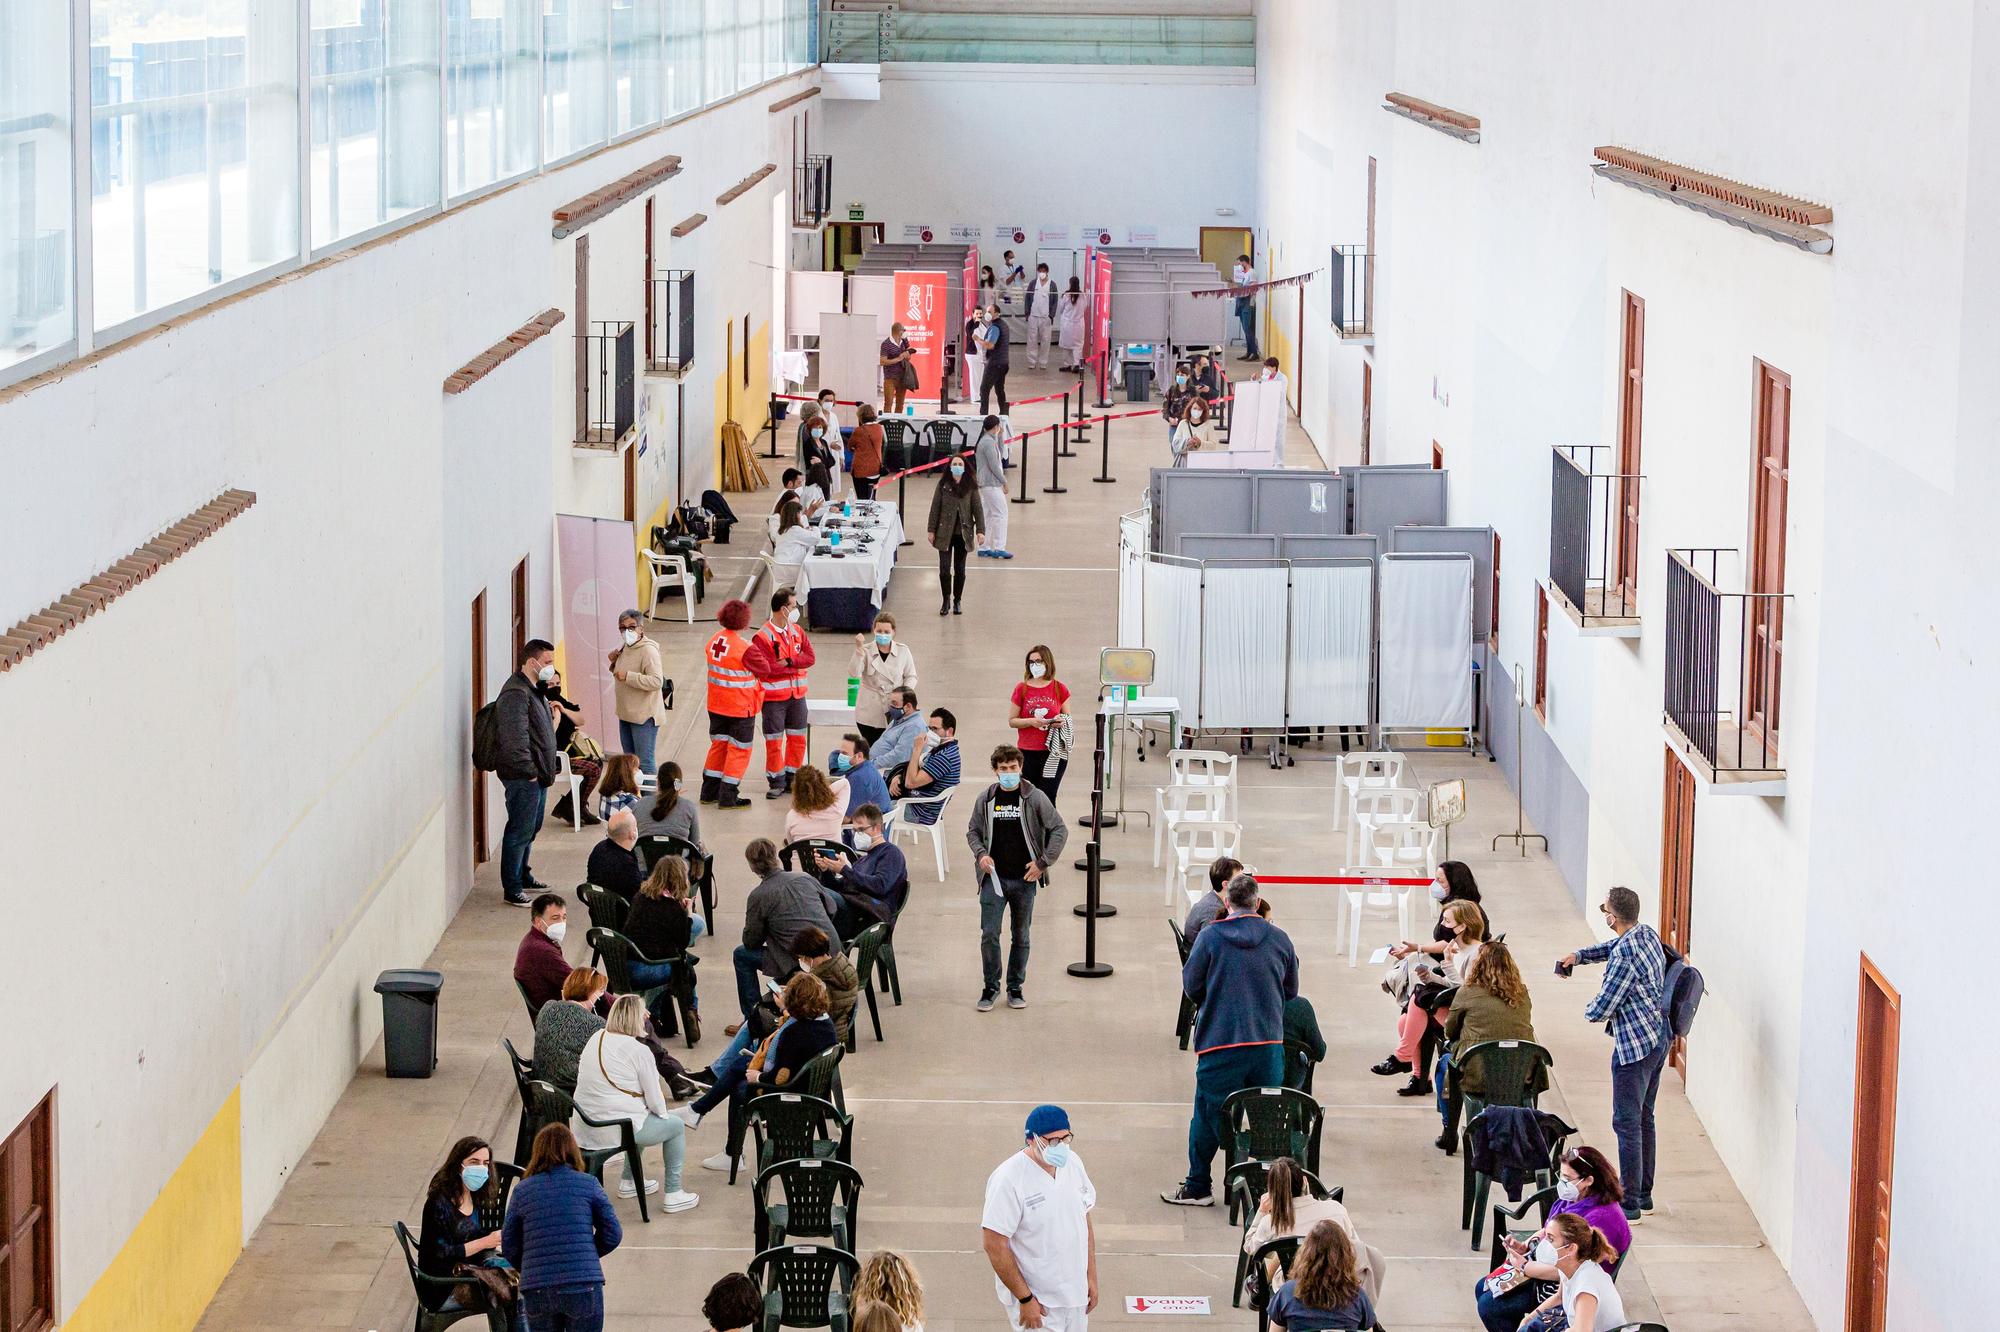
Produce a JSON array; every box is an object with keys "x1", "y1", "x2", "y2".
[
  {"x1": 628, "y1": 949, "x2": 699, "y2": 1022},
  {"x1": 619, "y1": 719, "x2": 658, "y2": 775},
  {"x1": 1184, "y1": 1042, "x2": 1285, "y2": 1195},
  {"x1": 979, "y1": 877, "x2": 1037, "y2": 997},
  {"x1": 522, "y1": 1283, "x2": 604, "y2": 1332},
  {"x1": 1237, "y1": 300, "x2": 1258, "y2": 356},
  {"x1": 710, "y1": 1020, "x2": 759, "y2": 1075},
  {"x1": 630, "y1": 1113, "x2": 686, "y2": 1191},
  {"x1": 733, "y1": 944, "x2": 768, "y2": 1018},
  {"x1": 1473, "y1": 1273, "x2": 1553, "y2": 1332},
  {"x1": 1611, "y1": 1037, "x2": 1669, "y2": 1211},
  {"x1": 499, "y1": 778, "x2": 546, "y2": 896}
]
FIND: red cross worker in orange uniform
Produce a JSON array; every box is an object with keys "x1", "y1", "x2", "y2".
[
  {"x1": 744, "y1": 586, "x2": 817, "y2": 798},
  {"x1": 699, "y1": 598, "x2": 760, "y2": 809}
]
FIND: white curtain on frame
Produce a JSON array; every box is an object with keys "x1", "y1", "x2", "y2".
[
  {"x1": 1199, "y1": 565, "x2": 1289, "y2": 729},
  {"x1": 1288, "y1": 562, "x2": 1373, "y2": 726},
  {"x1": 1378, "y1": 553, "x2": 1474, "y2": 729},
  {"x1": 1119, "y1": 511, "x2": 1147, "y2": 649},
  {"x1": 1143, "y1": 558, "x2": 1201, "y2": 711}
]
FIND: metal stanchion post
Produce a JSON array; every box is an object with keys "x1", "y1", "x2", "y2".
[
  {"x1": 766, "y1": 393, "x2": 782, "y2": 460},
  {"x1": 1093, "y1": 349, "x2": 1114, "y2": 410},
  {"x1": 1061, "y1": 381, "x2": 1082, "y2": 455},
  {"x1": 1012, "y1": 431, "x2": 1036, "y2": 504},
  {"x1": 896, "y1": 469, "x2": 913, "y2": 547},
  {"x1": 1044, "y1": 423, "x2": 1068, "y2": 494},
  {"x1": 1073, "y1": 698, "x2": 1120, "y2": 894},
  {"x1": 1091, "y1": 411, "x2": 1117, "y2": 484}
]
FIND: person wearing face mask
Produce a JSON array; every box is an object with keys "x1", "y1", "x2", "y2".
[
  {"x1": 850, "y1": 612, "x2": 918, "y2": 750},
  {"x1": 744, "y1": 587, "x2": 817, "y2": 800},
  {"x1": 1008, "y1": 645, "x2": 1072, "y2": 800},
  {"x1": 890, "y1": 707, "x2": 961, "y2": 824},
  {"x1": 1474, "y1": 1146, "x2": 1629, "y2": 1332},
  {"x1": 927, "y1": 452, "x2": 985, "y2": 615},
  {"x1": 966, "y1": 746, "x2": 1070, "y2": 1011},
  {"x1": 832, "y1": 733, "x2": 890, "y2": 816},
  {"x1": 974, "y1": 415, "x2": 1012, "y2": 559},
  {"x1": 850, "y1": 403, "x2": 887, "y2": 499},
  {"x1": 417, "y1": 1135, "x2": 519, "y2": 1322},
  {"x1": 798, "y1": 402, "x2": 838, "y2": 481},
  {"x1": 1162, "y1": 363, "x2": 1202, "y2": 465},
  {"x1": 1057, "y1": 277, "x2": 1086, "y2": 373},
  {"x1": 606, "y1": 609, "x2": 667, "y2": 777},
  {"x1": 872, "y1": 686, "x2": 927, "y2": 773},
  {"x1": 701, "y1": 599, "x2": 760, "y2": 810},
  {"x1": 514, "y1": 894, "x2": 575, "y2": 1016},
  {"x1": 1440, "y1": 940, "x2": 1543, "y2": 1151},
  {"x1": 1259, "y1": 355, "x2": 1286, "y2": 392},
  {"x1": 976, "y1": 303, "x2": 1010, "y2": 414},
  {"x1": 494, "y1": 639, "x2": 561, "y2": 907},
  {"x1": 879, "y1": 324, "x2": 919, "y2": 414},
  {"x1": 1232, "y1": 254, "x2": 1260, "y2": 360},
  {"x1": 982, "y1": 1104, "x2": 1097, "y2": 1332},
  {"x1": 1373, "y1": 898, "x2": 1488, "y2": 1097},
  {"x1": 815, "y1": 802, "x2": 909, "y2": 940},
  {"x1": 1522, "y1": 1213, "x2": 1627, "y2": 1332},
  {"x1": 542, "y1": 668, "x2": 603, "y2": 827},
  {"x1": 1024, "y1": 264, "x2": 1059, "y2": 370}
]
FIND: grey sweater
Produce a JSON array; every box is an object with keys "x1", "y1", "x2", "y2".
[
  {"x1": 964, "y1": 781, "x2": 1069, "y2": 880},
  {"x1": 974, "y1": 431, "x2": 1007, "y2": 488},
  {"x1": 742, "y1": 869, "x2": 844, "y2": 975}
]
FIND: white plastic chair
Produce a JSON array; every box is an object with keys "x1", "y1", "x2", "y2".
[
  {"x1": 1334, "y1": 752, "x2": 1409, "y2": 830},
  {"x1": 1163, "y1": 821, "x2": 1243, "y2": 905},
  {"x1": 1364, "y1": 819, "x2": 1440, "y2": 881},
  {"x1": 1154, "y1": 784, "x2": 1227, "y2": 869},
  {"x1": 1347, "y1": 787, "x2": 1422, "y2": 866},
  {"x1": 1336, "y1": 864, "x2": 1420, "y2": 966},
  {"x1": 554, "y1": 752, "x2": 584, "y2": 830},
  {"x1": 884, "y1": 786, "x2": 957, "y2": 881},
  {"x1": 646, "y1": 551, "x2": 697, "y2": 625},
  {"x1": 1166, "y1": 749, "x2": 1238, "y2": 820}
]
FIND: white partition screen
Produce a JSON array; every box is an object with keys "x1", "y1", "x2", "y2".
[
  {"x1": 1119, "y1": 511, "x2": 1146, "y2": 648},
  {"x1": 1378, "y1": 554, "x2": 1475, "y2": 729},
  {"x1": 1288, "y1": 563, "x2": 1374, "y2": 726},
  {"x1": 1199, "y1": 565, "x2": 1289, "y2": 728},
  {"x1": 1142, "y1": 558, "x2": 1201, "y2": 713},
  {"x1": 850, "y1": 274, "x2": 895, "y2": 333},
  {"x1": 787, "y1": 271, "x2": 845, "y2": 339}
]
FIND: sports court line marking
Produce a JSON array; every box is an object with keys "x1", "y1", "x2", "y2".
[{"x1": 844, "y1": 1097, "x2": 1409, "y2": 1111}]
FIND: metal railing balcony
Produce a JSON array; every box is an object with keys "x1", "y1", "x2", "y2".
[
  {"x1": 1663, "y1": 548, "x2": 1792, "y2": 787},
  {"x1": 1548, "y1": 446, "x2": 1643, "y2": 631},
  {"x1": 648, "y1": 270, "x2": 694, "y2": 375},
  {"x1": 1331, "y1": 245, "x2": 1374, "y2": 341},
  {"x1": 575, "y1": 319, "x2": 635, "y2": 447},
  {"x1": 794, "y1": 155, "x2": 832, "y2": 228}
]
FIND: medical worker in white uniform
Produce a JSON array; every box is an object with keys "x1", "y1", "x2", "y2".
[{"x1": 981, "y1": 1104, "x2": 1098, "y2": 1332}]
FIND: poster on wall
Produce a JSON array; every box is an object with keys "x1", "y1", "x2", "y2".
[
  {"x1": 949, "y1": 223, "x2": 980, "y2": 242},
  {"x1": 1038, "y1": 225, "x2": 1071, "y2": 246},
  {"x1": 556, "y1": 512, "x2": 641, "y2": 752},
  {"x1": 1092, "y1": 252, "x2": 1113, "y2": 379},
  {"x1": 893, "y1": 270, "x2": 949, "y2": 398},
  {"x1": 1126, "y1": 225, "x2": 1159, "y2": 246},
  {"x1": 903, "y1": 223, "x2": 936, "y2": 243},
  {"x1": 1082, "y1": 226, "x2": 1113, "y2": 247},
  {"x1": 993, "y1": 224, "x2": 1027, "y2": 245},
  {"x1": 961, "y1": 248, "x2": 979, "y2": 396}
]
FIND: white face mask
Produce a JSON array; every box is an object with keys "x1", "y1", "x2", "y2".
[
  {"x1": 926, "y1": 729, "x2": 944, "y2": 747},
  {"x1": 536, "y1": 663, "x2": 556, "y2": 683},
  {"x1": 787, "y1": 607, "x2": 802, "y2": 625},
  {"x1": 851, "y1": 830, "x2": 873, "y2": 852},
  {"x1": 622, "y1": 628, "x2": 639, "y2": 646},
  {"x1": 1555, "y1": 1178, "x2": 1582, "y2": 1203},
  {"x1": 1028, "y1": 662, "x2": 1047, "y2": 679},
  {"x1": 544, "y1": 920, "x2": 567, "y2": 945}
]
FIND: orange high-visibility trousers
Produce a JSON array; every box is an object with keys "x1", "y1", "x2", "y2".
[
  {"x1": 761, "y1": 695, "x2": 809, "y2": 781},
  {"x1": 702, "y1": 712, "x2": 756, "y2": 798}
]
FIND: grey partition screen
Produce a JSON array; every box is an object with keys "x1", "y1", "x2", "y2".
[
  {"x1": 1255, "y1": 473, "x2": 1347, "y2": 536},
  {"x1": 1352, "y1": 467, "x2": 1448, "y2": 537},
  {"x1": 1390, "y1": 525, "x2": 1494, "y2": 643},
  {"x1": 1152, "y1": 469, "x2": 1257, "y2": 554},
  {"x1": 1280, "y1": 533, "x2": 1378, "y2": 562},
  {"x1": 1179, "y1": 532, "x2": 1281, "y2": 562}
]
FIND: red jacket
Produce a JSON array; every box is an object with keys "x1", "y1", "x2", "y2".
[
  {"x1": 514, "y1": 928, "x2": 571, "y2": 1015},
  {"x1": 745, "y1": 617, "x2": 816, "y2": 700}
]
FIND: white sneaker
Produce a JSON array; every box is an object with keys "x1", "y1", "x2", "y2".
[
  {"x1": 701, "y1": 1151, "x2": 745, "y2": 1172},
  {"x1": 660, "y1": 1189, "x2": 700, "y2": 1212},
  {"x1": 618, "y1": 1176, "x2": 661, "y2": 1198},
  {"x1": 674, "y1": 1105, "x2": 702, "y2": 1128}
]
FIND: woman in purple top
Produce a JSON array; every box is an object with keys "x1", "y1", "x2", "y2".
[{"x1": 1472, "y1": 1144, "x2": 1630, "y2": 1332}]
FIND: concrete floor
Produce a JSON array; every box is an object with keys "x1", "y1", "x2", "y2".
[{"x1": 195, "y1": 364, "x2": 1816, "y2": 1331}]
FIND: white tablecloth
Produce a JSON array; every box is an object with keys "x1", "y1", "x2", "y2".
[{"x1": 795, "y1": 502, "x2": 904, "y2": 600}]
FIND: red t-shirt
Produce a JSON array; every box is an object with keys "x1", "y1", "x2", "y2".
[{"x1": 1011, "y1": 679, "x2": 1071, "y2": 752}]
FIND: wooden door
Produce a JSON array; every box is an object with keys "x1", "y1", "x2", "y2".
[
  {"x1": 509, "y1": 559, "x2": 527, "y2": 662},
  {"x1": 1845, "y1": 956, "x2": 1899, "y2": 1332},
  {"x1": 471, "y1": 592, "x2": 488, "y2": 868},
  {"x1": 1431, "y1": 441, "x2": 1443, "y2": 470},
  {"x1": 1533, "y1": 584, "x2": 1550, "y2": 719},
  {"x1": 1616, "y1": 292, "x2": 1645, "y2": 592},
  {"x1": 0, "y1": 1092, "x2": 55, "y2": 1332},
  {"x1": 642, "y1": 198, "x2": 655, "y2": 365},
  {"x1": 1747, "y1": 361, "x2": 1791, "y2": 752},
  {"x1": 1360, "y1": 361, "x2": 1372, "y2": 465},
  {"x1": 574, "y1": 235, "x2": 590, "y2": 443},
  {"x1": 1660, "y1": 745, "x2": 1696, "y2": 1074},
  {"x1": 1364, "y1": 156, "x2": 1377, "y2": 329},
  {"x1": 623, "y1": 443, "x2": 638, "y2": 523}
]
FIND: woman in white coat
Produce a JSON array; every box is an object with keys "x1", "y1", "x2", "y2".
[
  {"x1": 570, "y1": 996, "x2": 699, "y2": 1212},
  {"x1": 1057, "y1": 277, "x2": 1086, "y2": 373},
  {"x1": 848, "y1": 611, "x2": 919, "y2": 751}
]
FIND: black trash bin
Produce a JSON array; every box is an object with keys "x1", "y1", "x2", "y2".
[
  {"x1": 1122, "y1": 359, "x2": 1153, "y2": 403},
  {"x1": 374, "y1": 969, "x2": 443, "y2": 1078}
]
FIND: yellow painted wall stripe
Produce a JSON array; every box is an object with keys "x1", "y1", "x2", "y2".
[{"x1": 67, "y1": 1089, "x2": 244, "y2": 1332}]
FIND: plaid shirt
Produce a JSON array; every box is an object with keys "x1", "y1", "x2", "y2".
[{"x1": 1578, "y1": 923, "x2": 1667, "y2": 1066}]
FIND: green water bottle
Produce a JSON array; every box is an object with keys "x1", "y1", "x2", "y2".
[{"x1": 846, "y1": 676, "x2": 860, "y2": 707}]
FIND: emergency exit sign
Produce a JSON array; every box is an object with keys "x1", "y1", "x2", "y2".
[{"x1": 848, "y1": 203, "x2": 865, "y2": 221}]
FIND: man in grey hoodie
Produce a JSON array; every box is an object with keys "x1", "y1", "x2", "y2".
[
  {"x1": 965, "y1": 744, "x2": 1069, "y2": 1011},
  {"x1": 1162, "y1": 871, "x2": 1299, "y2": 1206}
]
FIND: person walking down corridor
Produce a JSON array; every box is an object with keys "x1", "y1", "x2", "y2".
[
  {"x1": 928, "y1": 453, "x2": 984, "y2": 616},
  {"x1": 966, "y1": 746, "x2": 1069, "y2": 1011}
]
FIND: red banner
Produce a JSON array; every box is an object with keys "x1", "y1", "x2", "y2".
[
  {"x1": 893, "y1": 270, "x2": 949, "y2": 398},
  {"x1": 1092, "y1": 251, "x2": 1113, "y2": 396},
  {"x1": 961, "y1": 246, "x2": 979, "y2": 396}
]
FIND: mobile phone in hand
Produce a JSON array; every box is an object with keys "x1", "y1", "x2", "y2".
[{"x1": 1554, "y1": 959, "x2": 1574, "y2": 978}]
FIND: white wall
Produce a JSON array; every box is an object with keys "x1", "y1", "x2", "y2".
[
  {"x1": 0, "y1": 65, "x2": 814, "y2": 1321},
  {"x1": 1257, "y1": 2, "x2": 1998, "y2": 1326},
  {"x1": 820, "y1": 64, "x2": 1258, "y2": 257}
]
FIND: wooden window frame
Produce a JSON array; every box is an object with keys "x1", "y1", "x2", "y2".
[
  {"x1": 1491, "y1": 532, "x2": 1502, "y2": 641},
  {"x1": 1359, "y1": 361, "x2": 1372, "y2": 465},
  {"x1": 1659, "y1": 744, "x2": 1697, "y2": 1076},
  {"x1": 642, "y1": 199, "x2": 655, "y2": 365},
  {"x1": 470, "y1": 592, "x2": 488, "y2": 867},
  {"x1": 1747, "y1": 360, "x2": 1791, "y2": 755},
  {"x1": 1846, "y1": 954, "x2": 1900, "y2": 1332},
  {"x1": 0, "y1": 1090, "x2": 56, "y2": 1332},
  {"x1": 1431, "y1": 440, "x2": 1443, "y2": 470},
  {"x1": 1533, "y1": 583, "x2": 1550, "y2": 720},
  {"x1": 573, "y1": 235, "x2": 590, "y2": 444},
  {"x1": 1616, "y1": 291, "x2": 1645, "y2": 594},
  {"x1": 510, "y1": 559, "x2": 528, "y2": 663}
]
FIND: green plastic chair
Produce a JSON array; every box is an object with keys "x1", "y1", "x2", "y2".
[
  {"x1": 393, "y1": 1218, "x2": 515, "y2": 1331},
  {"x1": 1169, "y1": 919, "x2": 1197, "y2": 1049},
  {"x1": 843, "y1": 924, "x2": 890, "y2": 1049},
  {"x1": 1219, "y1": 1086, "x2": 1325, "y2": 1221},
  {"x1": 1487, "y1": 1184, "x2": 1558, "y2": 1268},
  {"x1": 1245, "y1": 1235, "x2": 1302, "y2": 1332},
  {"x1": 747, "y1": 1243, "x2": 860, "y2": 1332},
  {"x1": 738, "y1": 1091, "x2": 853, "y2": 1186},
  {"x1": 575, "y1": 882, "x2": 629, "y2": 969},
  {"x1": 522, "y1": 1079, "x2": 654, "y2": 1222},
  {"x1": 514, "y1": 979, "x2": 538, "y2": 1022},
  {"x1": 873, "y1": 878, "x2": 910, "y2": 1006},
  {"x1": 1227, "y1": 1163, "x2": 1338, "y2": 1307},
  {"x1": 1462, "y1": 1108, "x2": 1573, "y2": 1251},
  {"x1": 500, "y1": 1038, "x2": 537, "y2": 1161},
  {"x1": 753, "y1": 1157, "x2": 863, "y2": 1252},
  {"x1": 1282, "y1": 1036, "x2": 1322, "y2": 1094},
  {"x1": 636, "y1": 834, "x2": 715, "y2": 932},
  {"x1": 1455, "y1": 1039, "x2": 1554, "y2": 1109},
  {"x1": 588, "y1": 926, "x2": 700, "y2": 1047}
]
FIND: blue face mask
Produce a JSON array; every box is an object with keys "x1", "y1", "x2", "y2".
[
  {"x1": 461, "y1": 1164, "x2": 490, "y2": 1192},
  {"x1": 875, "y1": 632, "x2": 893, "y2": 648},
  {"x1": 997, "y1": 771, "x2": 1022, "y2": 791},
  {"x1": 829, "y1": 752, "x2": 851, "y2": 774},
  {"x1": 949, "y1": 463, "x2": 966, "y2": 479},
  {"x1": 1039, "y1": 1140, "x2": 1072, "y2": 1168},
  {"x1": 885, "y1": 705, "x2": 904, "y2": 721}
]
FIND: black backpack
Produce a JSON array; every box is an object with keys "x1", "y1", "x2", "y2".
[
  {"x1": 1661, "y1": 947, "x2": 1706, "y2": 1039},
  {"x1": 472, "y1": 701, "x2": 503, "y2": 772}
]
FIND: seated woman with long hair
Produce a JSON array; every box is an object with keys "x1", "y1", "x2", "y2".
[
  {"x1": 774, "y1": 498, "x2": 818, "y2": 570},
  {"x1": 1372, "y1": 898, "x2": 1487, "y2": 1097},
  {"x1": 785, "y1": 763, "x2": 850, "y2": 846},
  {"x1": 1241, "y1": 1158, "x2": 1383, "y2": 1304},
  {"x1": 1438, "y1": 939, "x2": 1544, "y2": 1149},
  {"x1": 1474, "y1": 1145, "x2": 1630, "y2": 1332},
  {"x1": 625, "y1": 857, "x2": 706, "y2": 1030},
  {"x1": 1266, "y1": 1219, "x2": 1377, "y2": 1331},
  {"x1": 853, "y1": 1250, "x2": 926, "y2": 1332},
  {"x1": 417, "y1": 1135, "x2": 520, "y2": 1324}
]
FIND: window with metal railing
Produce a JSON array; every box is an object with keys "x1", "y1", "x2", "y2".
[
  {"x1": 793, "y1": 153, "x2": 832, "y2": 227},
  {"x1": 649, "y1": 269, "x2": 695, "y2": 373},
  {"x1": 1331, "y1": 245, "x2": 1374, "y2": 339},
  {"x1": 575, "y1": 319, "x2": 635, "y2": 445},
  {"x1": 1548, "y1": 445, "x2": 1642, "y2": 626},
  {"x1": 1663, "y1": 548, "x2": 1791, "y2": 781}
]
